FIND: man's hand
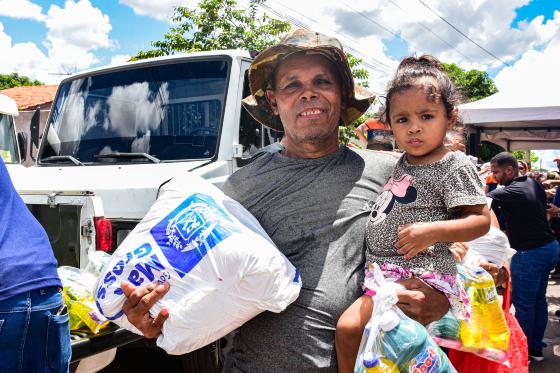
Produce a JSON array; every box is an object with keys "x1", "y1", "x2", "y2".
[
  {"x1": 547, "y1": 203, "x2": 559, "y2": 218},
  {"x1": 396, "y1": 277, "x2": 449, "y2": 325},
  {"x1": 397, "y1": 222, "x2": 438, "y2": 259},
  {"x1": 545, "y1": 188, "x2": 556, "y2": 199},
  {"x1": 449, "y1": 242, "x2": 469, "y2": 262},
  {"x1": 121, "y1": 280, "x2": 170, "y2": 339}
]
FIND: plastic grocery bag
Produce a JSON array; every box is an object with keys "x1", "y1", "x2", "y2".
[
  {"x1": 427, "y1": 264, "x2": 510, "y2": 365},
  {"x1": 58, "y1": 266, "x2": 110, "y2": 334},
  {"x1": 354, "y1": 264, "x2": 455, "y2": 373},
  {"x1": 463, "y1": 225, "x2": 515, "y2": 268},
  {"x1": 94, "y1": 173, "x2": 302, "y2": 354}
]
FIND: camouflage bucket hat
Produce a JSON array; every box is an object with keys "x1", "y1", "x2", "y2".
[{"x1": 242, "y1": 28, "x2": 375, "y2": 131}]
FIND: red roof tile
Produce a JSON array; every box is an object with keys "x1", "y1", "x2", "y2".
[{"x1": 0, "y1": 85, "x2": 58, "y2": 110}]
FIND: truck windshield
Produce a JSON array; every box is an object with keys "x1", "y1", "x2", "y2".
[
  {"x1": 0, "y1": 113, "x2": 18, "y2": 164},
  {"x1": 39, "y1": 58, "x2": 230, "y2": 164}
]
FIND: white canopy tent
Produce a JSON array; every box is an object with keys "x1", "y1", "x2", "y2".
[{"x1": 459, "y1": 90, "x2": 560, "y2": 151}]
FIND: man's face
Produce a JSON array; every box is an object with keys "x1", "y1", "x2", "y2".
[
  {"x1": 491, "y1": 162, "x2": 515, "y2": 185},
  {"x1": 265, "y1": 53, "x2": 343, "y2": 147}
]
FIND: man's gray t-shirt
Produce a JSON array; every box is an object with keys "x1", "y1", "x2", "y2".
[{"x1": 221, "y1": 147, "x2": 396, "y2": 372}]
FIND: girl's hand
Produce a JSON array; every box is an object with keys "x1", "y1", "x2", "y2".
[{"x1": 397, "y1": 222, "x2": 438, "y2": 259}]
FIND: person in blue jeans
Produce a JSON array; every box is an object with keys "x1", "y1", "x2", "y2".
[
  {"x1": 0, "y1": 159, "x2": 71, "y2": 372},
  {"x1": 488, "y1": 152, "x2": 560, "y2": 362}
]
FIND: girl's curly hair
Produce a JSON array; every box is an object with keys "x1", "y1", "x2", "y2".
[{"x1": 385, "y1": 55, "x2": 463, "y2": 126}]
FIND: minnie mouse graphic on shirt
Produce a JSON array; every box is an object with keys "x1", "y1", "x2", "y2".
[{"x1": 369, "y1": 174, "x2": 417, "y2": 225}]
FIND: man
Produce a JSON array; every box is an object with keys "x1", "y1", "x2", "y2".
[
  {"x1": 488, "y1": 152, "x2": 560, "y2": 362},
  {"x1": 0, "y1": 158, "x2": 71, "y2": 372},
  {"x1": 121, "y1": 29, "x2": 452, "y2": 371}
]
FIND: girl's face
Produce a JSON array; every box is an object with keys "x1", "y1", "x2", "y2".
[{"x1": 389, "y1": 86, "x2": 455, "y2": 165}]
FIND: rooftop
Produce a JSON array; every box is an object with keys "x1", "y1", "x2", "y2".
[{"x1": 0, "y1": 85, "x2": 58, "y2": 110}]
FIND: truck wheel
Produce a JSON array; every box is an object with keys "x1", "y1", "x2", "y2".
[{"x1": 179, "y1": 340, "x2": 223, "y2": 373}]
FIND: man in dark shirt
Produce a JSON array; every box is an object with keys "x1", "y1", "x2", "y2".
[{"x1": 488, "y1": 152, "x2": 559, "y2": 361}]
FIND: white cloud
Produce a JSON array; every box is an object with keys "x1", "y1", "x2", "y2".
[
  {"x1": 494, "y1": 23, "x2": 560, "y2": 95},
  {"x1": 110, "y1": 54, "x2": 132, "y2": 65},
  {"x1": 0, "y1": 1, "x2": 113, "y2": 84},
  {"x1": 0, "y1": 0, "x2": 45, "y2": 22},
  {"x1": 119, "y1": 0, "x2": 198, "y2": 21}
]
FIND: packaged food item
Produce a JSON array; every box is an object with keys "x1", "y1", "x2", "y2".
[
  {"x1": 428, "y1": 265, "x2": 510, "y2": 365},
  {"x1": 354, "y1": 264, "x2": 455, "y2": 373},
  {"x1": 94, "y1": 173, "x2": 301, "y2": 354},
  {"x1": 58, "y1": 266, "x2": 109, "y2": 334}
]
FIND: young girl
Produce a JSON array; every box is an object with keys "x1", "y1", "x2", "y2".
[{"x1": 335, "y1": 55, "x2": 491, "y2": 372}]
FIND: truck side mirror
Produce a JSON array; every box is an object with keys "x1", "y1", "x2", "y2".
[
  {"x1": 30, "y1": 107, "x2": 40, "y2": 150},
  {"x1": 17, "y1": 132, "x2": 28, "y2": 163}
]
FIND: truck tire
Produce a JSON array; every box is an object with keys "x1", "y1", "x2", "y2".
[{"x1": 179, "y1": 340, "x2": 224, "y2": 373}]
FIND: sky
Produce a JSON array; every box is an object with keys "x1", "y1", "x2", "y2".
[{"x1": 0, "y1": 0, "x2": 559, "y2": 167}]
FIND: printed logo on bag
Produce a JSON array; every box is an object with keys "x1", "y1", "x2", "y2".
[
  {"x1": 151, "y1": 193, "x2": 241, "y2": 278},
  {"x1": 411, "y1": 345, "x2": 441, "y2": 373}
]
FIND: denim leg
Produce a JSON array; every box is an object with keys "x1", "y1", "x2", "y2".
[
  {"x1": 510, "y1": 241, "x2": 559, "y2": 351},
  {"x1": 0, "y1": 287, "x2": 70, "y2": 373},
  {"x1": 23, "y1": 287, "x2": 71, "y2": 373},
  {"x1": 0, "y1": 292, "x2": 31, "y2": 373}
]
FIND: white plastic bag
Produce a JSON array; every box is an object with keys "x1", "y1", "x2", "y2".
[
  {"x1": 94, "y1": 173, "x2": 301, "y2": 354},
  {"x1": 463, "y1": 225, "x2": 515, "y2": 268},
  {"x1": 354, "y1": 264, "x2": 455, "y2": 372}
]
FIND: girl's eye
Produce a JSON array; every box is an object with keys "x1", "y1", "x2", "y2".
[
  {"x1": 421, "y1": 114, "x2": 434, "y2": 120},
  {"x1": 396, "y1": 117, "x2": 407, "y2": 123}
]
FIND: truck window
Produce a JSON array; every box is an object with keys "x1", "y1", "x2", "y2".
[
  {"x1": 239, "y1": 70, "x2": 281, "y2": 159},
  {"x1": 0, "y1": 113, "x2": 17, "y2": 163},
  {"x1": 39, "y1": 59, "x2": 230, "y2": 164}
]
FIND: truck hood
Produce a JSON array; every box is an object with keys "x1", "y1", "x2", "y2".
[{"x1": 9, "y1": 160, "x2": 225, "y2": 219}]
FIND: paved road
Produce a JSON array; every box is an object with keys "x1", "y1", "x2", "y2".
[{"x1": 527, "y1": 276, "x2": 560, "y2": 372}]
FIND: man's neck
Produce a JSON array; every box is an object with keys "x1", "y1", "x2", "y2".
[{"x1": 281, "y1": 138, "x2": 340, "y2": 159}]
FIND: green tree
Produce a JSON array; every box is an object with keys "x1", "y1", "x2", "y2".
[
  {"x1": 0, "y1": 73, "x2": 43, "y2": 90},
  {"x1": 443, "y1": 63, "x2": 497, "y2": 102},
  {"x1": 512, "y1": 150, "x2": 539, "y2": 164},
  {"x1": 133, "y1": 0, "x2": 291, "y2": 59}
]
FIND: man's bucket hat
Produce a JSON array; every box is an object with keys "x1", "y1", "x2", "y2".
[{"x1": 242, "y1": 28, "x2": 375, "y2": 131}]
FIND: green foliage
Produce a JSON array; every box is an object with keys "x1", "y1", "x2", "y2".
[
  {"x1": 443, "y1": 63, "x2": 498, "y2": 102},
  {"x1": 512, "y1": 150, "x2": 539, "y2": 164},
  {"x1": 133, "y1": 0, "x2": 291, "y2": 59},
  {"x1": 346, "y1": 53, "x2": 369, "y2": 88},
  {"x1": 478, "y1": 141, "x2": 504, "y2": 162},
  {"x1": 0, "y1": 73, "x2": 43, "y2": 90}
]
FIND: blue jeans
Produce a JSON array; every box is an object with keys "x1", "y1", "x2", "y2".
[
  {"x1": 510, "y1": 240, "x2": 560, "y2": 351},
  {"x1": 0, "y1": 286, "x2": 71, "y2": 373}
]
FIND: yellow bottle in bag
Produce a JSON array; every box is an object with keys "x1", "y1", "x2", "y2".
[{"x1": 459, "y1": 268, "x2": 509, "y2": 351}]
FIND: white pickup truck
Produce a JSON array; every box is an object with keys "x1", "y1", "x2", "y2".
[
  {"x1": 0, "y1": 93, "x2": 26, "y2": 168},
  {"x1": 8, "y1": 50, "x2": 280, "y2": 372}
]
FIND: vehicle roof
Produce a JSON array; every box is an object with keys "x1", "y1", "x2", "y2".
[
  {"x1": 0, "y1": 93, "x2": 18, "y2": 116},
  {"x1": 60, "y1": 49, "x2": 252, "y2": 84}
]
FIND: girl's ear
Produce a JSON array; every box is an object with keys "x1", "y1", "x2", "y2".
[
  {"x1": 447, "y1": 108, "x2": 458, "y2": 129},
  {"x1": 265, "y1": 89, "x2": 279, "y2": 115}
]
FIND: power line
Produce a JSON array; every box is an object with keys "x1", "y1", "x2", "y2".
[
  {"x1": 386, "y1": 0, "x2": 474, "y2": 63},
  {"x1": 266, "y1": 1, "x2": 394, "y2": 74},
  {"x1": 339, "y1": 0, "x2": 426, "y2": 56},
  {"x1": 416, "y1": 0, "x2": 510, "y2": 67}
]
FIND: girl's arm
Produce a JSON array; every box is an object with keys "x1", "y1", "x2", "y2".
[{"x1": 397, "y1": 204, "x2": 491, "y2": 260}]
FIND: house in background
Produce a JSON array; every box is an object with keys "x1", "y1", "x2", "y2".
[{"x1": 0, "y1": 85, "x2": 57, "y2": 165}]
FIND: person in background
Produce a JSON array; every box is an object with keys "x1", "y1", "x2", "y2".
[
  {"x1": 0, "y1": 158, "x2": 71, "y2": 373},
  {"x1": 488, "y1": 152, "x2": 560, "y2": 362},
  {"x1": 518, "y1": 160, "x2": 529, "y2": 176}
]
